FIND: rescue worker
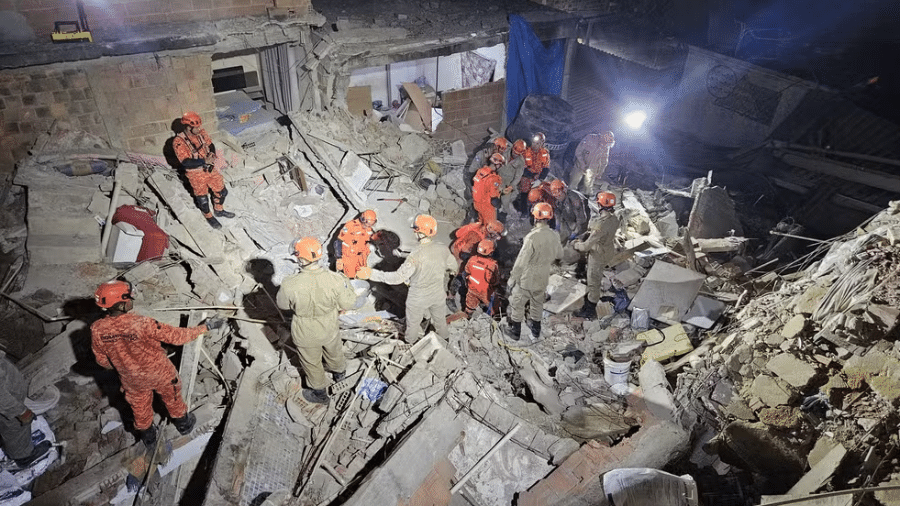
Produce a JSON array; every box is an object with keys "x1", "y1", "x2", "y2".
[
  {"x1": 472, "y1": 154, "x2": 504, "y2": 225},
  {"x1": 357, "y1": 215, "x2": 458, "y2": 344},
  {"x1": 519, "y1": 132, "x2": 551, "y2": 194},
  {"x1": 467, "y1": 137, "x2": 510, "y2": 180},
  {"x1": 569, "y1": 130, "x2": 615, "y2": 194},
  {"x1": 463, "y1": 239, "x2": 500, "y2": 317},
  {"x1": 91, "y1": 280, "x2": 222, "y2": 446},
  {"x1": 527, "y1": 180, "x2": 554, "y2": 208},
  {"x1": 572, "y1": 192, "x2": 620, "y2": 319},
  {"x1": 0, "y1": 356, "x2": 52, "y2": 468},
  {"x1": 450, "y1": 219, "x2": 504, "y2": 264},
  {"x1": 505, "y1": 203, "x2": 563, "y2": 341},
  {"x1": 172, "y1": 111, "x2": 236, "y2": 229},
  {"x1": 335, "y1": 209, "x2": 378, "y2": 279},
  {"x1": 276, "y1": 237, "x2": 357, "y2": 404},
  {"x1": 549, "y1": 179, "x2": 589, "y2": 243},
  {"x1": 498, "y1": 140, "x2": 528, "y2": 219}
]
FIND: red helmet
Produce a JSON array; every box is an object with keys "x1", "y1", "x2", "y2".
[
  {"x1": 493, "y1": 137, "x2": 509, "y2": 151},
  {"x1": 485, "y1": 220, "x2": 504, "y2": 236},
  {"x1": 549, "y1": 179, "x2": 567, "y2": 199},
  {"x1": 292, "y1": 237, "x2": 323, "y2": 262},
  {"x1": 95, "y1": 280, "x2": 132, "y2": 309},
  {"x1": 360, "y1": 209, "x2": 377, "y2": 227},
  {"x1": 413, "y1": 214, "x2": 437, "y2": 237},
  {"x1": 600, "y1": 131, "x2": 615, "y2": 145},
  {"x1": 532, "y1": 132, "x2": 546, "y2": 145},
  {"x1": 490, "y1": 153, "x2": 506, "y2": 166},
  {"x1": 597, "y1": 191, "x2": 617, "y2": 208},
  {"x1": 181, "y1": 111, "x2": 202, "y2": 128},
  {"x1": 476, "y1": 239, "x2": 495, "y2": 256},
  {"x1": 532, "y1": 202, "x2": 553, "y2": 220},
  {"x1": 513, "y1": 139, "x2": 527, "y2": 155}
]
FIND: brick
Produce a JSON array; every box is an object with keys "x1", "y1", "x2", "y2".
[{"x1": 125, "y1": 0, "x2": 163, "y2": 16}]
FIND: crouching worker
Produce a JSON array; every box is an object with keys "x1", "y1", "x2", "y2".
[
  {"x1": 0, "y1": 356, "x2": 52, "y2": 468},
  {"x1": 277, "y1": 237, "x2": 357, "y2": 404},
  {"x1": 91, "y1": 280, "x2": 222, "y2": 447},
  {"x1": 463, "y1": 239, "x2": 500, "y2": 317}
]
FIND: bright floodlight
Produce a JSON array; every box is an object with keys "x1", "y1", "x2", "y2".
[{"x1": 624, "y1": 110, "x2": 647, "y2": 130}]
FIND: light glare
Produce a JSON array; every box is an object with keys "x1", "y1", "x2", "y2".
[{"x1": 624, "y1": 110, "x2": 647, "y2": 130}]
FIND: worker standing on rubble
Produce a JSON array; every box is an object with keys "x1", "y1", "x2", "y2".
[
  {"x1": 91, "y1": 280, "x2": 222, "y2": 446},
  {"x1": 0, "y1": 356, "x2": 53, "y2": 468},
  {"x1": 505, "y1": 203, "x2": 563, "y2": 341},
  {"x1": 549, "y1": 179, "x2": 589, "y2": 243},
  {"x1": 572, "y1": 192, "x2": 620, "y2": 319},
  {"x1": 498, "y1": 140, "x2": 528, "y2": 220},
  {"x1": 569, "y1": 131, "x2": 615, "y2": 194},
  {"x1": 517, "y1": 132, "x2": 551, "y2": 209},
  {"x1": 335, "y1": 209, "x2": 379, "y2": 278},
  {"x1": 462, "y1": 239, "x2": 500, "y2": 317},
  {"x1": 357, "y1": 215, "x2": 458, "y2": 344},
  {"x1": 172, "y1": 111, "x2": 236, "y2": 230},
  {"x1": 472, "y1": 154, "x2": 504, "y2": 224},
  {"x1": 450, "y1": 219, "x2": 504, "y2": 264},
  {"x1": 277, "y1": 237, "x2": 357, "y2": 405}
]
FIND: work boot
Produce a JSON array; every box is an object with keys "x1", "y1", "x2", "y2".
[
  {"x1": 504, "y1": 319, "x2": 522, "y2": 341},
  {"x1": 573, "y1": 298, "x2": 597, "y2": 319},
  {"x1": 331, "y1": 371, "x2": 346, "y2": 383},
  {"x1": 13, "y1": 440, "x2": 52, "y2": 468},
  {"x1": 214, "y1": 209, "x2": 236, "y2": 219},
  {"x1": 173, "y1": 412, "x2": 196, "y2": 435},
  {"x1": 303, "y1": 388, "x2": 329, "y2": 405},
  {"x1": 138, "y1": 425, "x2": 158, "y2": 448},
  {"x1": 206, "y1": 216, "x2": 222, "y2": 229},
  {"x1": 527, "y1": 319, "x2": 542, "y2": 339}
]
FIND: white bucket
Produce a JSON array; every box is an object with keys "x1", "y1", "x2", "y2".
[{"x1": 604, "y1": 354, "x2": 632, "y2": 389}]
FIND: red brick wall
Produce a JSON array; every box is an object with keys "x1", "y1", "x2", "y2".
[
  {"x1": 433, "y1": 80, "x2": 505, "y2": 156},
  {"x1": 0, "y1": 53, "x2": 216, "y2": 173},
  {"x1": 0, "y1": 0, "x2": 311, "y2": 38}
]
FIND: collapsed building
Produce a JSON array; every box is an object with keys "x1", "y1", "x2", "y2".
[{"x1": 2, "y1": 0, "x2": 900, "y2": 505}]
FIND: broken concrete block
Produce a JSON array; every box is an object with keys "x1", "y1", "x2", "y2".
[
  {"x1": 376, "y1": 385, "x2": 403, "y2": 413},
  {"x1": 792, "y1": 283, "x2": 831, "y2": 315},
  {"x1": 781, "y1": 315, "x2": 806, "y2": 339},
  {"x1": 548, "y1": 438, "x2": 580, "y2": 465},
  {"x1": 750, "y1": 375, "x2": 792, "y2": 407},
  {"x1": 787, "y1": 442, "x2": 847, "y2": 496},
  {"x1": 766, "y1": 353, "x2": 816, "y2": 389},
  {"x1": 399, "y1": 134, "x2": 431, "y2": 163}
]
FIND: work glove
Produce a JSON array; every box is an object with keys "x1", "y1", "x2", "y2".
[
  {"x1": 569, "y1": 232, "x2": 579, "y2": 241},
  {"x1": 17, "y1": 408, "x2": 34, "y2": 426},
  {"x1": 205, "y1": 316, "x2": 226, "y2": 330},
  {"x1": 356, "y1": 266, "x2": 372, "y2": 280},
  {"x1": 336, "y1": 258, "x2": 344, "y2": 271},
  {"x1": 449, "y1": 274, "x2": 464, "y2": 295}
]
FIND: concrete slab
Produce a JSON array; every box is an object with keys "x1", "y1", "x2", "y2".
[
  {"x1": 787, "y1": 443, "x2": 847, "y2": 495},
  {"x1": 750, "y1": 375, "x2": 792, "y2": 407},
  {"x1": 628, "y1": 261, "x2": 706, "y2": 323},
  {"x1": 766, "y1": 353, "x2": 817, "y2": 389},
  {"x1": 781, "y1": 314, "x2": 807, "y2": 338},
  {"x1": 687, "y1": 186, "x2": 743, "y2": 239},
  {"x1": 544, "y1": 274, "x2": 587, "y2": 314},
  {"x1": 682, "y1": 295, "x2": 726, "y2": 329}
]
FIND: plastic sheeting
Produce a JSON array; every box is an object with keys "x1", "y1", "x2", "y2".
[
  {"x1": 505, "y1": 14, "x2": 565, "y2": 124},
  {"x1": 603, "y1": 468, "x2": 698, "y2": 506}
]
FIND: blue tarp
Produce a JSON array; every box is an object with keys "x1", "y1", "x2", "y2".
[{"x1": 505, "y1": 14, "x2": 566, "y2": 124}]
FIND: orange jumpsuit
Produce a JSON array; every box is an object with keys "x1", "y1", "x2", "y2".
[
  {"x1": 450, "y1": 222, "x2": 488, "y2": 263},
  {"x1": 172, "y1": 129, "x2": 227, "y2": 218},
  {"x1": 91, "y1": 313, "x2": 207, "y2": 430},
  {"x1": 337, "y1": 218, "x2": 374, "y2": 278},
  {"x1": 472, "y1": 166, "x2": 502, "y2": 225},
  {"x1": 464, "y1": 255, "x2": 499, "y2": 315},
  {"x1": 527, "y1": 181, "x2": 554, "y2": 207},
  {"x1": 519, "y1": 147, "x2": 550, "y2": 193}
]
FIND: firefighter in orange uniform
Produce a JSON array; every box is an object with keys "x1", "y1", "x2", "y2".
[
  {"x1": 472, "y1": 154, "x2": 504, "y2": 225},
  {"x1": 450, "y1": 219, "x2": 504, "y2": 264},
  {"x1": 90, "y1": 280, "x2": 224, "y2": 447},
  {"x1": 519, "y1": 132, "x2": 551, "y2": 194},
  {"x1": 463, "y1": 239, "x2": 500, "y2": 317},
  {"x1": 336, "y1": 209, "x2": 378, "y2": 278},
  {"x1": 172, "y1": 111, "x2": 235, "y2": 230},
  {"x1": 527, "y1": 180, "x2": 554, "y2": 208}
]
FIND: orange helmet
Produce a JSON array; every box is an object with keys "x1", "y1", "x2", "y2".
[
  {"x1": 493, "y1": 137, "x2": 509, "y2": 151},
  {"x1": 527, "y1": 187, "x2": 544, "y2": 204},
  {"x1": 532, "y1": 202, "x2": 553, "y2": 220},
  {"x1": 532, "y1": 132, "x2": 546, "y2": 145},
  {"x1": 513, "y1": 139, "x2": 527, "y2": 155},
  {"x1": 181, "y1": 111, "x2": 202, "y2": 128},
  {"x1": 476, "y1": 239, "x2": 495, "y2": 256},
  {"x1": 600, "y1": 131, "x2": 615, "y2": 145},
  {"x1": 597, "y1": 191, "x2": 617, "y2": 208},
  {"x1": 360, "y1": 209, "x2": 377, "y2": 227},
  {"x1": 292, "y1": 237, "x2": 323, "y2": 263},
  {"x1": 485, "y1": 220, "x2": 504, "y2": 236},
  {"x1": 95, "y1": 280, "x2": 132, "y2": 309},
  {"x1": 549, "y1": 179, "x2": 567, "y2": 199},
  {"x1": 413, "y1": 214, "x2": 437, "y2": 237},
  {"x1": 490, "y1": 153, "x2": 506, "y2": 166}
]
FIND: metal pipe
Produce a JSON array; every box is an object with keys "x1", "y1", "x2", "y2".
[{"x1": 99, "y1": 180, "x2": 121, "y2": 257}]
